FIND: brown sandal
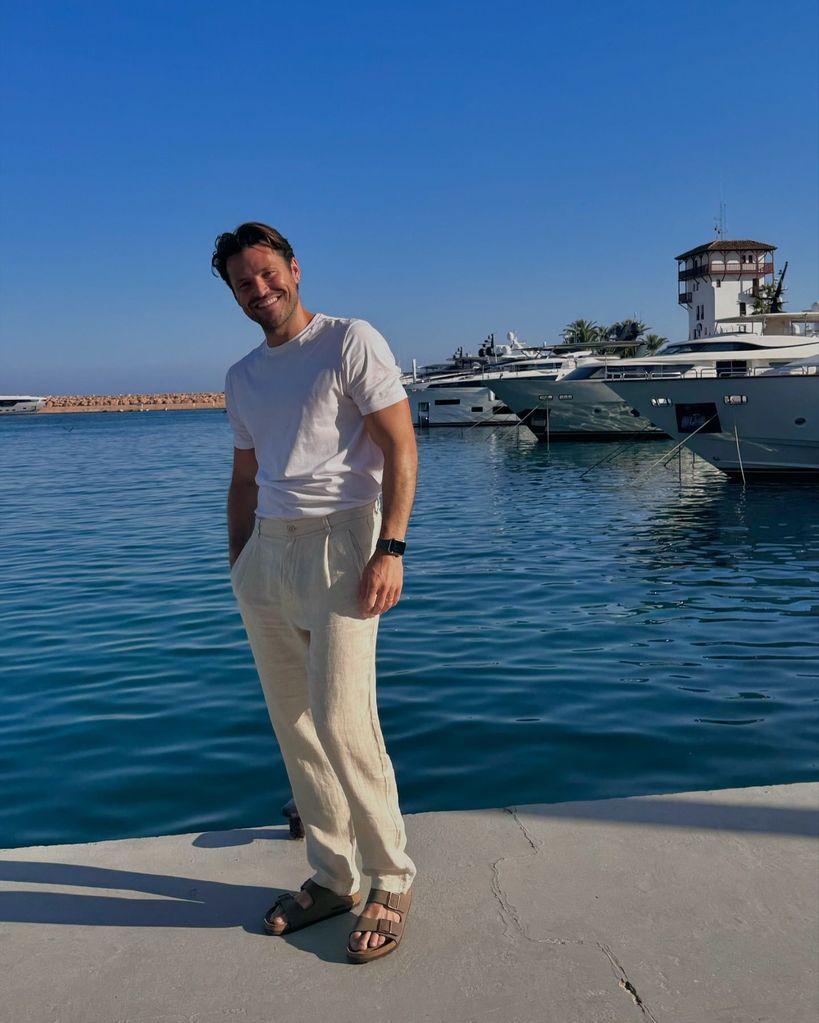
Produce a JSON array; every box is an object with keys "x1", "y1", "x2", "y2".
[
  {"x1": 263, "y1": 879, "x2": 359, "y2": 935},
  {"x1": 281, "y1": 798, "x2": 304, "y2": 840},
  {"x1": 346, "y1": 887, "x2": 412, "y2": 963}
]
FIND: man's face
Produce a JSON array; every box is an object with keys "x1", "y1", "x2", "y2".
[{"x1": 226, "y1": 245, "x2": 302, "y2": 336}]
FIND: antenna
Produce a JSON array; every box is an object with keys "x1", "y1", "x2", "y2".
[{"x1": 714, "y1": 180, "x2": 726, "y2": 239}]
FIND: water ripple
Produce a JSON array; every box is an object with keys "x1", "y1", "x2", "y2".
[{"x1": 1, "y1": 412, "x2": 818, "y2": 846}]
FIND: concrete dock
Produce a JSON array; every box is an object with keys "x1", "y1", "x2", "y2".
[{"x1": 1, "y1": 782, "x2": 817, "y2": 1023}]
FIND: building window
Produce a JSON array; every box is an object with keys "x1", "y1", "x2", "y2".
[
  {"x1": 434, "y1": 399, "x2": 460, "y2": 405},
  {"x1": 739, "y1": 302, "x2": 747, "y2": 316}
]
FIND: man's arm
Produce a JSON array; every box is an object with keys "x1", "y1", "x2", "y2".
[
  {"x1": 360, "y1": 399, "x2": 418, "y2": 617},
  {"x1": 227, "y1": 447, "x2": 259, "y2": 566}
]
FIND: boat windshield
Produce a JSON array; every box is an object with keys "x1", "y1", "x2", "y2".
[
  {"x1": 662, "y1": 340, "x2": 765, "y2": 354},
  {"x1": 560, "y1": 366, "x2": 609, "y2": 380}
]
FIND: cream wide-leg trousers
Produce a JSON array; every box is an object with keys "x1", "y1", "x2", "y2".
[{"x1": 231, "y1": 500, "x2": 416, "y2": 897}]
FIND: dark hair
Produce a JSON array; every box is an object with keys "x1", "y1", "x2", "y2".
[{"x1": 211, "y1": 222, "x2": 295, "y2": 287}]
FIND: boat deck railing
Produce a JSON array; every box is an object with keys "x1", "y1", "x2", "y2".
[{"x1": 602, "y1": 364, "x2": 818, "y2": 381}]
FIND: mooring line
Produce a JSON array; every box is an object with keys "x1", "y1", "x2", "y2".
[{"x1": 643, "y1": 414, "x2": 717, "y2": 473}]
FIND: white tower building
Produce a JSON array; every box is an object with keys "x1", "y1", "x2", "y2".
[{"x1": 676, "y1": 240, "x2": 776, "y2": 339}]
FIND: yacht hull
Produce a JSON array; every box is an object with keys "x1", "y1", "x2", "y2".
[
  {"x1": 609, "y1": 376, "x2": 819, "y2": 475},
  {"x1": 0, "y1": 398, "x2": 46, "y2": 415},
  {"x1": 404, "y1": 383, "x2": 518, "y2": 427},
  {"x1": 490, "y1": 378, "x2": 666, "y2": 440}
]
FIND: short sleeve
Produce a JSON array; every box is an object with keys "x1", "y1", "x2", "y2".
[
  {"x1": 341, "y1": 320, "x2": 406, "y2": 415},
  {"x1": 224, "y1": 369, "x2": 255, "y2": 449}
]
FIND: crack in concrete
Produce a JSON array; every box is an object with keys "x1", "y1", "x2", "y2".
[
  {"x1": 489, "y1": 857, "x2": 523, "y2": 941},
  {"x1": 503, "y1": 806, "x2": 539, "y2": 852},
  {"x1": 491, "y1": 855, "x2": 658, "y2": 1021},
  {"x1": 599, "y1": 944, "x2": 659, "y2": 1022}
]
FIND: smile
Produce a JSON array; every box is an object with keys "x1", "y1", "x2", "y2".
[{"x1": 254, "y1": 294, "x2": 281, "y2": 309}]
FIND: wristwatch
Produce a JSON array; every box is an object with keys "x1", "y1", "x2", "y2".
[{"x1": 376, "y1": 538, "x2": 406, "y2": 557}]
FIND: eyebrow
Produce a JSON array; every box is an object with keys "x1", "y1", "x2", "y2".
[{"x1": 234, "y1": 265, "x2": 280, "y2": 285}]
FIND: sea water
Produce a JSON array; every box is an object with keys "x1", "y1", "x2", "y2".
[{"x1": 1, "y1": 410, "x2": 817, "y2": 847}]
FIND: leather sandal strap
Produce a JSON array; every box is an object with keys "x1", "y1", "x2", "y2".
[
  {"x1": 353, "y1": 914, "x2": 404, "y2": 939},
  {"x1": 264, "y1": 892, "x2": 297, "y2": 925},
  {"x1": 302, "y1": 879, "x2": 357, "y2": 907},
  {"x1": 366, "y1": 888, "x2": 410, "y2": 913}
]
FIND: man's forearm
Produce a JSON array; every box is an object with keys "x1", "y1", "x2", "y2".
[
  {"x1": 380, "y1": 442, "x2": 417, "y2": 540},
  {"x1": 227, "y1": 481, "x2": 258, "y2": 565}
]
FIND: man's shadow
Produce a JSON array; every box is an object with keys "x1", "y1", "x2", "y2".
[{"x1": 0, "y1": 829, "x2": 353, "y2": 963}]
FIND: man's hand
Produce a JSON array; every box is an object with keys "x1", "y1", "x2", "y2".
[
  {"x1": 228, "y1": 447, "x2": 258, "y2": 568},
  {"x1": 359, "y1": 552, "x2": 404, "y2": 617}
]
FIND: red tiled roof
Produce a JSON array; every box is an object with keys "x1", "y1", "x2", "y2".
[{"x1": 676, "y1": 239, "x2": 776, "y2": 260}]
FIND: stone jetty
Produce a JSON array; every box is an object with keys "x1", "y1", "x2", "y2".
[
  {"x1": 41, "y1": 392, "x2": 225, "y2": 413},
  {"x1": 1, "y1": 782, "x2": 817, "y2": 1022}
]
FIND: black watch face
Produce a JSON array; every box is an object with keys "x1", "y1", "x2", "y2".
[{"x1": 378, "y1": 538, "x2": 406, "y2": 555}]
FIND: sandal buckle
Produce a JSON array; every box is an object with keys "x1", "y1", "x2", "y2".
[{"x1": 386, "y1": 891, "x2": 402, "y2": 911}]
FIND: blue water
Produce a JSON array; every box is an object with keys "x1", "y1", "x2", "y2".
[{"x1": 1, "y1": 410, "x2": 817, "y2": 848}]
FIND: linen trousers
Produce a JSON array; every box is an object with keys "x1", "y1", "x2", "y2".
[{"x1": 231, "y1": 500, "x2": 416, "y2": 897}]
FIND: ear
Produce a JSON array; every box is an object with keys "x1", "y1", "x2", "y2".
[{"x1": 290, "y1": 257, "x2": 301, "y2": 284}]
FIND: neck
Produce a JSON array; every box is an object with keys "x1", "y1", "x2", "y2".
[{"x1": 264, "y1": 306, "x2": 315, "y2": 348}]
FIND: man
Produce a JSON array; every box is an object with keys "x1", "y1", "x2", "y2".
[{"x1": 212, "y1": 222, "x2": 417, "y2": 963}]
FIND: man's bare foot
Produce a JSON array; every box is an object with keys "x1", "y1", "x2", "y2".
[{"x1": 348, "y1": 902, "x2": 401, "y2": 952}]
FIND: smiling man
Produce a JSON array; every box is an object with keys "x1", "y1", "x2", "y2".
[{"x1": 212, "y1": 222, "x2": 417, "y2": 963}]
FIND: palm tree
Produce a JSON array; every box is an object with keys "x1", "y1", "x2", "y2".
[
  {"x1": 752, "y1": 283, "x2": 784, "y2": 315},
  {"x1": 561, "y1": 319, "x2": 600, "y2": 347},
  {"x1": 640, "y1": 333, "x2": 667, "y2": 354},
  {"x1": 608, "y1": 318, "x2": 649, "y2": 357},
  {"x1": 609, "y1": 318, "x2": 648, "y2": 343}
]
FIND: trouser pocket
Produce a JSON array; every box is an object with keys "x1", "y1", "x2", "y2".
[
  {"x1": 231, "y1": 530, "x2": 257, "y2": 593},
  {"x1": 346, "y1": 511, "x2": 379, "y2": 571}
]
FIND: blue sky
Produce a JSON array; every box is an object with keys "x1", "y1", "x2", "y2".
[{"x1": 2, "y1": 0, "x2": 817, "y2": 394}]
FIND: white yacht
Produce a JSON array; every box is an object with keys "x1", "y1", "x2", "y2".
[
  {"x1": 405, "y1": 354, "x2": 588, "y2": 427},
  {"x1": 491, "y1": 328, "x2": 819, "y2": 440},
  {"x1": 404, "y1": 332, "x2": 595, "y2": 427},
  {"x1": 606, "y1": 349, "x2": 819, "y2": 476},
  {"x1": 491, "y1": 239, "x2": 818, "y2": 441},
  {"x1": 0, "y1": 395, "x2": 47, "y2": 415},
  {"x1": 398, "y1": 333, "x2": 605, "y2": 425}
]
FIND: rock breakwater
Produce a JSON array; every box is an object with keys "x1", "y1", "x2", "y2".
[{"x1": 42, "y1": 392, "x2": 225, "y2": 413}]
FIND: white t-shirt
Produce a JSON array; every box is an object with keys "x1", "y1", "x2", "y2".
[{"x1": 225, "y1": 313, "x2": 407, "y2": 518}]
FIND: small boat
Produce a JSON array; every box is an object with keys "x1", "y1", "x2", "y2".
[{"x1": 0, "y1": 395, "x2": 47, "y2": 415}]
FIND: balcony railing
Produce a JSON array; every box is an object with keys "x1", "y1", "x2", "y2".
[
  {"x1": 678, "y1": 291, "x2": 692, "y2": 305},
  {"x1": 678, "y1": 261, "x2": 774, "y2": 281}
]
